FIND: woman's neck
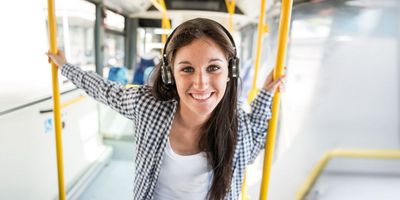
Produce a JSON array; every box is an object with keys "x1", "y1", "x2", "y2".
[
  {"x1": 169, "y1": 106, "x2": 209, "y2": 155},
  {"x1": 175, "y1": 106, "x2": 209, "y2": 132}
]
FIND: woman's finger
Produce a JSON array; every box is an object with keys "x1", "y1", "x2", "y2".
[
  {"x1": 273, "y1": 75, "x2": 285, "y2": 86},
  {"x1": 57, "y1": 50, "x2": 63, "y2": 57},
  {"x1": 265, "y1": 71, "x2": 273, "y2": 83},
  {"x1": 267, "y1": 75, "x2": 286, "y2": 93},
  {"x1": 45, "y1": 51, "x2": 60, "y2": 66}
]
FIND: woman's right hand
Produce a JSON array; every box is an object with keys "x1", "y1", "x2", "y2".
[
  {"x1": 263, "y1": 69, "x2": 286, "y2": 94},
  {"x1": 46, "y1": 50, "x2": 67, "y2": 69}
]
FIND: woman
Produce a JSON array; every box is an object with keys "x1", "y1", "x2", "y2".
[{"x1": 47, "y1": 18, "x2": 284, "y2": 200}]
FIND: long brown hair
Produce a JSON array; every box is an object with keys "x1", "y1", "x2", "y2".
[{"x1": 151, "y1": 18, "x2": 238, "y2": 200}]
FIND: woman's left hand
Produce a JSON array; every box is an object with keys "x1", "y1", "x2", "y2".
[
  {"x1": 46, "y1": 50, "x2": 67, "y2": 69},
  {"x1": 263, "y1": 68, "x2": 287, "y2": 93}
]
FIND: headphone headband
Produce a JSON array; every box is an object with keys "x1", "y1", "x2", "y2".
[{"x1": 162, "y1": 20, "x2": 237, "y2": 60}]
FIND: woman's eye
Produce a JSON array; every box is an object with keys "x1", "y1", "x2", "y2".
[
  {"x1": 207, "y1": 65, "x2": 220, "y2": 72},
  {"x1": 182, "y1": 67, "x2": 194, "y2": 73}
]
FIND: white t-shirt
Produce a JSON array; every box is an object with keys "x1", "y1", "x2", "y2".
[{"x1": 153, "y1": 138, "x2": 213, "y2": 200}]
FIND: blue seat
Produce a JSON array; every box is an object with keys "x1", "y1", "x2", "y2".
[
  {"x1": 133, "y1": 57, "x2": 155, "y2": 85},
  {"x1": 108, "y1": 67, "x2": 128, "y2": 84}
]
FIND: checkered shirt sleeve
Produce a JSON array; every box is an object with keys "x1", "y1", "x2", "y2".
[
  {"x1": 226, "y1": 89, "x2": 273, "y2": 199},
  {"x1": 61, "y1": 63, "x2": 140, "y2": 120},
  {"x1": 245, "y1": 89, "x2": 273, "y2": 164}
]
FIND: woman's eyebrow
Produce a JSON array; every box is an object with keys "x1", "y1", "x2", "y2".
[
  {"x1": 177, "y1": 61, "x2": 192, "y2": 65},
  {"x1": 209, "y1": 58, "x2": 224, "y2": 63},
  {"x1": 177, "y1": 58, "x2": 224, "y2": 65}
]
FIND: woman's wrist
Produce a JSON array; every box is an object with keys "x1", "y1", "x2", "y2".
[{"x1": 59, "y1": 63, "x2": 70, "y2": 72}]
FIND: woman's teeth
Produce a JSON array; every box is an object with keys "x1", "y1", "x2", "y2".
[{"x1": 191, "y1": 93, "x2": 212, "y2": 100}]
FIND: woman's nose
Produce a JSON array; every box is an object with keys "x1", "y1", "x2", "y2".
[{"x1": 193, "y1": 70, "x2": 209, "y2": 89}]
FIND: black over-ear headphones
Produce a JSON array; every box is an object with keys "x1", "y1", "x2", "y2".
[{"x1": 161, "y1": 21, "x2": 240, "y2": 85}]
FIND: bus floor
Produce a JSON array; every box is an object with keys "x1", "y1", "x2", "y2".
[
  {"x1": 78, "y1": 139, "x2": 135, "y2": 200},
  {"x1": 305, "y1": 158, "x2": 400, "y2": 200}
]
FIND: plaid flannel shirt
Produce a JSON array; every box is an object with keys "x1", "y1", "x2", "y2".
[{"x1": 61, "y1": 63, "x2": 273, "y2": 200}]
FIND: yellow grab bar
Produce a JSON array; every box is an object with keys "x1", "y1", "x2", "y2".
[
  {"x1": 161, "y1": 14, "x2": 171, "y2": 44},
  {"x1": 125, "y1": 84, "x2": 140, "y2": 89},
  {"x1": 60, "y1": 96, "x2": 86, "y2": 109},
  {"x1": 296, "y1": 149, "x2": 400, "y2": 200},
  {"x1": 40, "y1": 96, "x2": 87, "y2": 114},
  {"x1": 241, "y1": 0, "x2": 268, "y2": 198},
  {"x1": 151, "y1": 0, "x2": 167, "y2": 12},
  {"x1": 259, "y1": 0, "x2": 293, "y2": 199},
  {"x1": 151, "y1": 0, "x2": 171, "y2": 44},
  {"x1": 225, "y1": 0, "x2": 236, "y2": 32},
  {"x1": 47, "y1": 0, "x2": 66, "y2": 199},
  {"x1": 248, "y1": 0, "x2": 269, "y2": 102}
]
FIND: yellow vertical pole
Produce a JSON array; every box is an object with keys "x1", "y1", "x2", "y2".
[
  {"x1": 248, "y1": 0, "x2": 267, "y2": 102},
  {"x1": 259, "y1": 0, "x2": 293, "y2": 199},
  {"x1": 47, "y1": 0, "x2": 66, "y2": 199},
  {"x1": 241, "y1": 0, "x2": 267, "y2": 199},
  {"x1": 151, "y1": 0, "x2": 171, "y2": 44},
  {"x1": 225, "y1": 0, "x2": 236, "y2": 32},
  {"x1": 161, "y1": 13, "x2": 171, "y2": 44}
]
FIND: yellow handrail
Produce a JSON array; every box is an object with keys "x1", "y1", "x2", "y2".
[
  {"x1": 259, "y1": 0, "x2": 293, "y2": 199},
  {"x1": 241, "y1": 0, "x2": 269, "y2": 199},
  {"x1": 47, "y1": 0, "x2": 66, "y2": 199},
  {"x1": 151, "y1": 0, "x2": 171, "y2": 44},
  {"x1": 125, "y1": 84, "x2": 140, "y2": 89},
  {"x1": 225, "y1": 0, "x2": 236, "y2": 32},
  {"x1": 241, "y1": 0, "x2": 268, "y2": 198},
  {"x1": 296, "y1": 149, "x2": 400, "y2": 199},
  {"x1": 248, "y1": 0, "x2": 268, "y2": 102},
  {"x1": 60, "y1": 96, "x2": 86, "y2": 109}
]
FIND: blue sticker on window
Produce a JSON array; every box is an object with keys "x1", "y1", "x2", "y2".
[{"x1": 44, "y1": 118, "x2": 53, "y2": 134}]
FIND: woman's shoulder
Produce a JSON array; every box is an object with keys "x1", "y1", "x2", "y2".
[{"x1": 128, "y1": 84, "x2": 176, "y2": 104}]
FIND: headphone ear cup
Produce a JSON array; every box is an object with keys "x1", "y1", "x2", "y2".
[
  {"x1": 166, "y1": 66, "x2": 174, "y2": 85},
  {"x1": 230, "y1": 57, "x2": 239, "y2": 78},
  {"x1": 161, "y1": 64, "x2": 174, "y2": 85}
]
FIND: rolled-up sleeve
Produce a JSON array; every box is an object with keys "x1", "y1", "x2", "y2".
[
  {"x1": 244, "y1": 89, "x2": 274, "y2": 163},
  {"x1": 61, "y1": 63, "x2": 140, "y2": 120}
]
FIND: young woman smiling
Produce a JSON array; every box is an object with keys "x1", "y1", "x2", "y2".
[{"x1": 47, "y1": 18, "x2": 284, "y2": 200}]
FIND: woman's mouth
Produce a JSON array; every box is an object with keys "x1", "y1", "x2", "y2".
[{"x1": 189, "y1": 92, "x2": 214, "y2": 101}]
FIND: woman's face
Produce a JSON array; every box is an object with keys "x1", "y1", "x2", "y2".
[{"x1": 173, "y1": 37, "x2": 229, "y2": 117}]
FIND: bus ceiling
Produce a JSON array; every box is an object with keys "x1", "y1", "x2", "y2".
[{"x1": 87, "y1": 0, "x2": 310, "y2": 20}]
